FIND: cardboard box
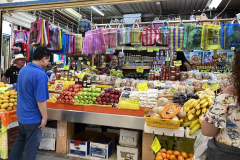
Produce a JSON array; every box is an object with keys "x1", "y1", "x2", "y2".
[
  {"x1": 117, "y1": 145, "x2": 141, "y2": 160},
  {"x1": 119, "y1": 129, "x2": 140, "y2": 147},
  {"x1": 56, "y1": 121, "x2": 74, "y2": 154},
  {"x1": 39, "y1": 127, "x2": 57, "y2": 150},
  {"x1": 69, "y1": 131, "x2": 99, "y2": 156},
  {"x1": 142, "y1": 131, "x2": 155, "y2": 160},
  {"x1": 85, "y1": 127, "x2": 102, "y2": 133},
  {"x1": 90, "y1": 132, "x2": 118, "y2": 159}
]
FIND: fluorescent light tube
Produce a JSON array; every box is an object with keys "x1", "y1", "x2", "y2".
[
  {"x1": 91, "y1": 6, "x2": 104, "y2": 16},
  {"x1": 209, "y1": 0, "x2": 222, "y2": 9}
]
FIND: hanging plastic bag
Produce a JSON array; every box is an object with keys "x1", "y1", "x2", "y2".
[
  {"x1": 130, "y1": 23, "x2": 142, "y2": 45},
  {"x1": 221, "y1": 23, "x2": 240, "y2": 50},
  {"x1": 142, "y1": 23, "x2": 160, "y2": 45},
  {"x1": 183, "y1": 22, "x2": 203, "y2": 50},
  {"x1": 78, "y1": 19, "x2": 89, "y2": 31},
  {"x1": 151, "y1": 17, "x2": 164, "y2": 28},
  {"x1": 57, "y1": 28, "x2": 62, "y2": 50},
  {"x1": 201, "y1": 23, "x2": 223, "y2": 50},
  {"x1": 52, "y1": 33, "x2": 67, "y2": 55},
  {"x1": 117, "y1": 24, "x2": 130, "y2": 46},
  {"x1": 28, "y1": 19, "x2": 42, "y2": 45},
  {"x1": 74, "y1": 34, "x2": 82, "y2": 55},
  {"x1": 83, "y1": 27, "x2": 106, "y2": 54},
  {"x1": 168, "y1": 22, "x2": 185, "y2": 51},
  {"x1": 68, "y1": 34, "x2": 75, "y2": 54},
  {"x1": 103, "y1": 25, "x2": 117, "y2": 48},
  {"x1": 158, "y1": 21, "x2": 169, "y2": 45},
  {"x1": 47, "y1": 24, "x2": 59, "y2": 50},
  {"x1": 193, "y1": 133, "x2": 212, "y2": 160}
]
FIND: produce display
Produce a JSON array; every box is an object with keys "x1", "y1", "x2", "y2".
[
  {"x1": 0, "y1": 90, "x2": 17, "y2": 112},
  {"x1": 57, "y1": 84, "x2": 83, "y2": 103},
  {"x1": 110, "y1": 69, "x2": 123, "y2": 77},
  {"x1": 156, "y1": 148, "x2": 193, "y2": 160}
]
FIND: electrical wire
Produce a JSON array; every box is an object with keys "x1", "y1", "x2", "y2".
[{"x1": 214, "y1": 0, "x2": 232, "y2": 19}]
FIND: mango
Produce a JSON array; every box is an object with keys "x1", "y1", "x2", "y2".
[
  {"x1": 0, "y1": 109, "x2": 6, "y2": 112},
  {"x1": 13, "y1": 107, "x2": 16, "y2": 110},
  {"x1": 6, "y1": 107, "x2": 12, "y2": 111},
  {"x1": 1, "y1": 103, "x2": 8, "y2": 109},
  {"x1": 3, "y1": 92, "x2": 10, "y2": 97},
  {"x1": 9, "y1": 99, "x2": 15, "y2": 103},
  {"x1": 14, "y1": 102, "x2": 17, "y2": 106},
  {"x1": 2, "y1": 100, "x2": 8, "y2": 103},
  {"x1": 8, "y1": 103, "x2": 13, "y2": 107}
]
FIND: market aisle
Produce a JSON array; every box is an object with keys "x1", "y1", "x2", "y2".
[{"x1": 36, "y1": 154, "x2": 69, "y2": 160}]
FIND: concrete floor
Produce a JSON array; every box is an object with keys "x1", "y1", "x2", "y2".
[{"x1": 36, "y1": 154, "x2": 69, "y2": 160}]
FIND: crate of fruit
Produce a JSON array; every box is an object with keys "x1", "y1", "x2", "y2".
[{"x1": 144, "y1": 116, "x2": 180, "y2": 129}]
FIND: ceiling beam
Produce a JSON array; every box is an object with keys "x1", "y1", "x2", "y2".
[{"x1": 93, "y1": 13, "x2": 157, "y2": 20}]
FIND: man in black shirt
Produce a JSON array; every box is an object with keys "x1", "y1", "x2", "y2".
[{"x1": 2, "y1": 54, "x2": 26, "y2": 84}]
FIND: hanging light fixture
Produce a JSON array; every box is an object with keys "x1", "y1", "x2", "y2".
[{"x1": 91, "y1": 6, "x2": 104, "y2": 16}]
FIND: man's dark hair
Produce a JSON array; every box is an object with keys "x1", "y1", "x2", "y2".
[{"x1": 33, "y1": 46, "x2": 52, "y2": 61}]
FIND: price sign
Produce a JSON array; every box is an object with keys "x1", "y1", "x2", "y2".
[
  {"x1": 125, "y1": 62, "x2": 129, "y2": 67},
  {"x1": 87, "y1": 61, "x2": 90, "y2": 65},
  {"x1": 95, "y1": 51, "x2": 98, "y2": 54},
  {"x1": 155, "y1": 71, "x2": 159, "y2": 73},
  {"x1": 136, "y1": 68, "x2": 144, "y2": 73},
  {"x1": 56, "y1": 61, "x2": 61, "y2": 64},
  {"x1": 174, "y1": 60, "x2": 182, "y2": 66},
  {"x1": 137, "y1": 82, "x2": 148, "y2": 91},
  {"x1": 231, "y1": 47, "x2": 235, "y2": 50},
  {"x1": 60, "y1": 77, "x2": 64, "y2": 80},
  {"x1": 211, "y1": 82, "x2": 220, "y2": 91},
  {"x1": 147, "y1": 48, "x2": 153, "y2": 52},
  {"x1": 92, "y1": 66, "x2": 96, "y2": 70},
  {"x1": 120, "y1": 42, "x2": 123, "y2": 44},
  {"x1": 169, "y1": 87, "x2": 177, "y2": 96},
  {"x1": 151, "y1": 136, "x2": 161, "y2": 154},
  {"x1": 165, "y1": 57, "x2": 171, "y2": 62},
  {"x1": 106, "y1": 45, "x2": 108, "y2": 49},
  {"x1": 64, "y1": 78, "x2": 67, "y2": 81},
  {"x1": 119, "y1": 97, "x2": 128, "y2": 102},
  {"x1": 135, "y1": 60, "x2": 139, "y2": 63},
  {"x1": 78, "y1": 57, "x2": 83, "y2": 60},
  {"x1": 78, "y1": 73, "x2": 84, "y2": 79},
  {"x1": 64, "y1": 65, "x2": 69, "y2": 70},
  {"x1": 154, "y1": 47, "x2": 159, "y2": 51}
]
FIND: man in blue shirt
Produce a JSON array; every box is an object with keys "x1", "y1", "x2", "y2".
[{"x1": 9, "y1": 46, "x2": 51, "y2": 160}]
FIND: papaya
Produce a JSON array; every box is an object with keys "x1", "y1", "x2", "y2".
[
  {"x1": 10, "y1": 95, "x2": 15, "y2": 98},
  {"x1": 10, "y1": 92, "x2": 15, "y2": 96},
  {"x1": 3, "y1": 92, "x2": 10, "y2": 97},
  {"x1": 2, "y1": 100, "x2": 8, "y2": 103},
  {"x1": 161, "y1": 103, "x2": 182, "y2": 119},
  {"x1": 1, "y1": 103, "x2": 9, "y2": 109}
]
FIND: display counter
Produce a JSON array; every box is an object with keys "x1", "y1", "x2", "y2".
[{"x1": 47, "y1": 102, "x2": 145, "y2": 130}]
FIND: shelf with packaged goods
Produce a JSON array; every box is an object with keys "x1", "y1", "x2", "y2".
[
  {"x1": 114, "y1": 45, "x2": 169, "y2": 51},
  {"x1": 122, "y1": 66, "x2": 151, "y2": 70}
]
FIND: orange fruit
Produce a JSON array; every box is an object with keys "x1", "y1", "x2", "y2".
[
  {"x1": 185, "y1": 158, "x2": 191, "y2": 160},
  {"x1": 161, "y1": 153, "x2": 167, "y2": 159},
  {"x1": 166, "y1": 154, "x2": 171, "y2": 159},
  {"x1": 157, "y1": 152, "x2": 161, "y2": 156},
  {"x1": 190, "y1": 157, "x2": 193, "y2": 160},
  {"x1": 167, "y1": 150, "x2": 173, "y2": 155},
  {"x1": 188, "y1": 153, "x2": 193, "y2": 158},
  {"x1": 163, "y1": 159, "x2": 168, "y2": 160},
  {"x1": 173, "y1": 151, "x2": 180, "y2": 156},
  {"x1": 156, "y1": 156, "x2": 163, "y2": 160},
  {"x1": 177, "y1": 156, "x2": 184, "y2": 160},
  {"x1": 181, "y1": 152, "x2": 188, "y2": 158},
  {"x1": 161, "y1": 148, "x2": 167, "y2": 153},
  {"x1": 170, "y1": 155, "x2": 176, "y2": 160}
]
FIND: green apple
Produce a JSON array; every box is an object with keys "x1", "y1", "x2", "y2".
[
  {"x1": 88, "y1": 96, "x2": 92, "y2": 100},
  {"x1": 75, "y1": 100, "x2": 80, "y2": 104},
  {"x1": 83, "y1": 96, "x2": 87, "y2": 100},
  {"x1": 79, "y1": 96, "x2": 82, "y2": 100},
  {"x1": 80, "y1": 100, "x2": 84, "y2": 104},
  {"x1": 85, "y1": 100, "x2": 89, "y2": 104},
  {"x1": 92, "y1": 97, "x2": 96, "y2": 101},
  {"x1": 74, "y1": 96, "x2": 78, "y2": 100},
  {"x1": 96, "y1": 88, "x2": 101, "y2": 93},
  {"x1": 89, "y1": 101, "x2": 93, "y2": 104},
  {"x1": 83, "y1": 88, "x2": 87, "y2": 92}
]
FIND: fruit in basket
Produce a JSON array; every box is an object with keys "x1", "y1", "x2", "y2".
[{"x1": 161, "y1": 104, "x2": 182, "y2": 119}]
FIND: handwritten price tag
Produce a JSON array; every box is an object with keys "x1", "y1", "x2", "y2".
[
  {"x1": 151, "y1": 136, "x2": 161, "y2": 153},
  {"x1": 92, "y1": 66, "x2": 96, "y2": 70},
  {"x1": 165, "y1": 57, "x2": 171, "y2": 62},
  {"x1": 64, "y1": 65, "x2": 69, "y2": 70},
  {"x1": 154, "y1": 47, "x2": 159, "y2": 51},
  {"x1": 77, "y1": 73, "x2": 84, "y2": 79},
  {"x1": 147, "y1": 48, "x2": 153, "y2": 52},
  {"x1": 169, "y1": 87, "x2": 177, "y2": 96},
  {"x1": 56, "y1": 61, "x2": 61, "y2": 64},
  {"x1": 78, "y1": 57, "x2": 83, "y2": 60},
  {"x1": 95, "y1": 51, "x2": 98, "y2": 54},
  {"x1": 231, "y1": 47, "x2": 235, "y2": 50},
  {"x1": 137, "y1": 82, "x2": 148, "y2": 91},
  {"x1": 136, "y1": 68, "x2": 144, "y2": 73},
  {"x1": 174, "y1": 60, "x2": 182, "y2": 66},
  {"x1": 87, "y1": 61, "x2": 90, "y2": 65}
]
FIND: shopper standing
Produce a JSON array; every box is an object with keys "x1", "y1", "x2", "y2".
[
  {"x1": 9, "y1": 47, "x2": 51, "y2": 160},
  {"x1": 2, "y1": 54, "x2": 26, "y2": 84}
]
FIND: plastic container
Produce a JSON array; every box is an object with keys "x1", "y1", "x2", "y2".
[
  {"x1": 170, "y1": 76, "x2": 175, "y2": 81},
  {"x1": 175, "y1": 66, "x2": 180, "y2": 73},
  {"x1": 171, "y1": 66, "x2": 175, "y2": 72},
  {"x1": 144, "y1": 116, "x2": 181, "y2": 129},
  {"x1": 171, "y1": 71, "x2": 176, "y2": 76}
]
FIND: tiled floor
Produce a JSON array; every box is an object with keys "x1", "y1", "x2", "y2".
[{"x1": 36, "y1": 154, "x2": 69, "y2": 160}]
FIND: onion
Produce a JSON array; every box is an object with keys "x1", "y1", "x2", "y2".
[
  {"x1": 177, "y1": 108, "x2": 186, "y2": 118},
  {"x1": 151, "y1": 113, "x2": 161, "y2": 118},
  {"x1": 157, "y1": 106, "x2": 164, "y2": 115},
  {"x1": 172, "y1": 116, "x2": 179, "y2": 120},
  {"x1": 152, "y1": 107, "x2": 158, "y2": 113}
]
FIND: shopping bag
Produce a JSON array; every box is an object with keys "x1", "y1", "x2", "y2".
[
  {"x1": 193, "y1": 133, "x2": 212, "y2": 160},
  {"x1": 57, "y1": 28, "x2": 62, "y2": 50},
  {"x1": 28, "y1": 19, "x2": 42, "y2": 45},
  {"x1": 183, "y1": 22, "x2": 203, "y2": 50},
  {"x1": 83, "y1": 28, "x2": 106, "y2": 54},
  {"x1": 142, "y1": 24, "x2": 160, "y2": 45},
  {"x1": 201, "y1": 23, "x2": 223, "y2": 50},
  {"x1": 51, "y1": 33, "x2": 67, "y2": 55},
  {"x1": 78, "y1": 19, "x2": 89, "y2": 31},
  {"x1": 47, "y1": 24, "x2": 59, "y2": 51},
  {"x1": 74, "y1": 34, "x2": 82, "y2": 54},
  {"x1": 65, "y1": 33, "x2": 69, "y2": 54},
  {"x1": 130, "y1": 23, "x2": 142, "y2": 45},
  {"x1": 221, "y1": 23, "x2": 240, "y2": 50},
  {"x1": 45, "y1": 20, "x2": 50, "y2": 46},
  {"x1": 117, "y1": 24, "x2": 130, "y2": 46},
  {"x1": 68, "y1": 34, "x2": 75, "y2": 54},
  {"x1": 169, "y1": 22, "x2": 185, "y2": 51},
  {"x1": 103, "y1": 25, "x2": 117, "y2": 48},
  {"x1": 14, "y1": 30, "x2": 28, "y2": 43},
  {"x1": 40, "y1": 20, "x2": 44, "y2": 45},
  {"x1": 158, "y1": 22, "x2": 169, "y2": 45}
]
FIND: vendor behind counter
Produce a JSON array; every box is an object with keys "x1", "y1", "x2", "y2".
[{"x1": 108, "y1": 55, "x2": 122, "y2": 71}]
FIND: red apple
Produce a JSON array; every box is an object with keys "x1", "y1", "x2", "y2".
[
  {"x1": 62, "y1": 99, "x2": 66, "y2": 103},
  {"x1": 79, "y1": 85, "x2": 82, "y2": 88},
  {"x1": 97, "y1": 97, "x2": 101, "y2": 102},
  {"x1": 68, "y1": 92, "x2": 72, "y2": 96},
  {"x1": 115, "y1": 100, "x2": 119, "y2": 104},
  {"x1": 105, "y1": 92, "x2": 110, "y2": 98},
  {"x1": 98, "y1": 101, "x2": 102, "y2": 105},
  {"x1": 58, "y1": 99, "x2": 62, "y2": 102},
  {"x1": 71, "y1": 92, "x2": 76, "y2": 96},
  {"x1": 61, "y1": 95, "x2": 65, "y2": 99},
  {"x1": 73, "y1": 85, "x2": 78, "y2": 89},
  {"x1": 66, "y1": 99, "x2": 70, "y2": 103},
  {"x1": 110, "y1": 89, "x2": 115, "y2": 94},
  {"x1": 65, "y1": 87, "x2": 69, "y2": 91},
  {"x1": 69, "y1": 96, "x2": 73, "y2": 100},
  {"x1": 100, "y1": 93, "x2": 105, "y2": 98},
  {"x1": 65, "y1": 96, "x2": 69, "y2": 99},
  {"x1": 102, "y1": 97, "x2": 106, "y2": 102},
  {"x1": 107, "y1": 102, "x2": 111, "y2": 105},
  {"x1": 74, "y1": 88, "x2": 80, "y2": 92},
  {"x1": 110, "y1": 94, "x2": 115, "y2": 99},
  {"x1": 104, "y1": 88, "x2": 109, "y2": 92},
  {"x1": 79, "y1": 88, "x2": 83, "y2": 91},
  {"x1": 69, "y1": 100, "x2": 74, "y2": 103},
  {"x1": 114, "y1": 90, "x2": 119, "y2": 95},
  {"x1": 110, "y1": 98, "x2": 115, "y2": 103},
  {"x1": 66, "y1": 91, "x2": 69, "y2": 95},
  {"x1": 69, "y1": 84, "x2": 74, "y2": 88},
  {"x1": 114, "y1": 95, "x2": 119, "y2": 99},
  {"x1": 69, "y1": 88, "x2": 73, "y2": 92},
  {"x1": 106, "y1": 98, "x2": 110, "y2": 102},
  {"x1": 94, "y1": 101, "x2": 98, "y2": 104},
  {"x1": 103, "y1": 102, "x2": 107, "y2": 105}
]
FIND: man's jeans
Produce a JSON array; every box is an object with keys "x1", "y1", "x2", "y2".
[{"x1": 8, "y1": 122, "x2": 42, "y2": 160}]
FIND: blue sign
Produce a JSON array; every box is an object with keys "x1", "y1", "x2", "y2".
[{"x1": 0, "y1": 0, "x2": 74, "y2": 7}]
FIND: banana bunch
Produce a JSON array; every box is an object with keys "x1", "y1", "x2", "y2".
[
  {"x1": 196, "y1": 88, "x2": 215, "y2": 98},
  {"x1": 182, "y1": 94, "x2": 214, "y2": 135}
]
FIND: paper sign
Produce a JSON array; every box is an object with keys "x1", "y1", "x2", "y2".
[
  {"x1": 106, "y1": 45, "x2": 108, "y2": 49},
  {"x1": 202, "y1": 82, "x2": 220, "y2": 91},
  {"x1": 153, "y1": 47, "x2": 159, "y2": 51},
  {"x1": 147, "y1": 48, "x2": 153, "y2": 52},
  {"x1": 87, "y1": 61, "x2": 90, "y2": 65},
  {"x1": 137, "y1": 82, "x2": 148, "y2": 91},
  {"x1": 136, "y1": 68, "x2": 144, "y2": 73},
  {"x1": 95, "y1": 51, "x2": 98, "y2": 54},
  {"x1": 56, "y1": 61, "x2": 61, "y2": 64},
  {"x1": 64, "y1": 65, "x2": 69, "y2": 70},
  {"x1": 135, "y1": 60, "x2": 139, "y2": 63},
  {"x1": 78, "y1": 73, "x2": 84, "y2": 79},
  {"x1": 174, "y1": 60, "x2": 182, "y2": 66},
  {"x1": 169, "y1": 87, "x2": 177, "y2": 96},
  {"x1": 125, "y1": 62, "x2": 129, "y2": 67},
  {"x1": 78, "y1": 57, "x2": 83, "y2": 60},
  {"x1": 231, "y1": 47, "x2": 235, "y2": 50},
  {"x1": 120, "y1": 42, "x2": 123, "y2": 44},
  {"x1": 92, "y1": 66, "x2": 96, "y2": 70},
  {"x1": 165, "y1": 57, "x2": 171, "y2": 62},
  {"x1": 155, "y1": 71, "x2": 159, "y2": 73},
  {"x1": 151, "y1": 136, "x2": 161, "y2": 154}
]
